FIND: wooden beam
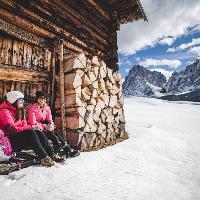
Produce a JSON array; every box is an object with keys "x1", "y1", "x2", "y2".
[
  {"x1": 0, "y1": 18, "x2": 46, "y2": 47},
  {"x1": 86, "y1": 0, "x2": 111, "y2": 21},
  {"x1": 50, "y1": 46, "x2": 56, "y2": 109},
  {"x1": 0, "y1": 65, "x2": 49, "y2": 82},
  {"x1": 0, "y1": 7, "x2": 54, "y2": 39},
  {"x1": 11, "y1": 0, "x2": 108, "y2": 55},
  {"x1": 59, "y1": 39, "x2": 67, "y2": 137}
]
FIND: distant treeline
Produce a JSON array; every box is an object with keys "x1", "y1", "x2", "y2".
[{"x1": 158, "y1": 89, "x2": 200, "y2": 102}]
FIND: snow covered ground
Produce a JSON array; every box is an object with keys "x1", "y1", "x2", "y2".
[{"x1": 0, "y1": 97, "x2": 200, "y2": 200}]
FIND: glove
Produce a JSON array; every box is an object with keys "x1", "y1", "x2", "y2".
[{"x1": 32, "y1": 125, "x2": 43, "y2": 131}]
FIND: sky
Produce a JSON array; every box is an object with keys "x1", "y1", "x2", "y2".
[{"x1": 117, "y1": 0, "x2": 200, "y2": 80}]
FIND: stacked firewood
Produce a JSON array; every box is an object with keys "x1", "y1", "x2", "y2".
[{"x1": 54, "y1": 53, "x2": 127, "y2": 151}]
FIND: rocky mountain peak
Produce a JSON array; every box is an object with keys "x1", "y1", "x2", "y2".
[
  {"x1": 122, "y1": 65, "x2": 167, "y2": 97},
  {"x1": 165, "y1": 59, "x2": 200, "y2": 94}
]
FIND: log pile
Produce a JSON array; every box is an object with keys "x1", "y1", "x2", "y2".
[{"x1": 54, "y1": 53, "x2": 128, "y2": 151}]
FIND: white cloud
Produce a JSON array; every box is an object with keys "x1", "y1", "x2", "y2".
[
  {"x1": 187, "y1": 60, "x2": 194, "y2": 65},
  {"x1": 136, "y1": 57, "x2": 141, "y2": 62},
  {"x1": 149, "y1": 68, "x2": 173, "y2": 80},
  {"x1": 159, "y1": 37, "x2": 175, "y2": 46},
  {"x1": 118, "y1": 0, "x2": 200, "y2": 55},
  {"x1": 119, "y1": 59, "x2": 132, "y2": 66},
  {"x1": 167, "y1": 47, "x2": 176, "y2": 53},
  {"x1": 167, "y1": 38, "x2": 200, "y2": 52},
  {"x1": 139, "y1": 58, "x2": 181, "y2": 68},
  {"x1": 188, "y1": 46, "x2": 200, "y2": 56},
  {"x1": 125, "y1": 68, "x2": 130, "y2": 73}
]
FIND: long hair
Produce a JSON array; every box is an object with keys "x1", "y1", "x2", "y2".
[{"x1": 12, "y1": 100, "x2": 26, "y2": 120}]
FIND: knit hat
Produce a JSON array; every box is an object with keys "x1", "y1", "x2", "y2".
[
  {"x1": 6, "y1": 91, "x2": 24, "y2": 104},
  {"x1": 36, "y1": 91, "x2": 47, "y2": 100}
]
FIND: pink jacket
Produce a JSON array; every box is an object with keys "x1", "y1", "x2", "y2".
[
  {"x1": 0, "y1": 102, "x2": 32, "y2": 135},
  {"x1": 28, "y1": 103, "x2": 53, "y2": 130}
]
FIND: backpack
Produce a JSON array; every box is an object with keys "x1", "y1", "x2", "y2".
[{"x1": 0, "y1": 130, "x2": 12, "y2": 161}]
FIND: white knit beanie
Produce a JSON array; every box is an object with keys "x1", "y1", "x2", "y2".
[{"x1": 6, "y1": 91, "x2": 24, "y2": 104}]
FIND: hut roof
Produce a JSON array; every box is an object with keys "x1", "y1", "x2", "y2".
[
  {"x1": 0, "y1": 0, "x2": 147, "y2": 71},
  {"x1": 109, "y1": 0, "x2": 148, "y2": 24}
]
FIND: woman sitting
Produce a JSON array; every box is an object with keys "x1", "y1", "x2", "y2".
[
  {"x1": 0, "y1": 91, "x2": 64, "y2": 167},
  {"x1": 28, "y1": 91, "x2": 80, "y2": 158}
]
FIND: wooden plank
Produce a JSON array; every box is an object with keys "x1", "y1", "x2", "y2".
[
  {"x1": 59, "y1": 39, "x2": 67, "y2": 137},
  {"x1": 86, "y1": 0, "x2": 111, "y2": 20},
  {"x1": 0, "y1": 7, "x2": 54, "y2": 39},
  {"x1": 0, "y1": 65, "x2": 49, "y2": 82},
  {"x1": 0, "y1": 0, "x2": 110, "y2": 55},
  {"x1": 50, "y1": 47, "x2": 56, "y2": 109},
  {"x1": 0, "y1": 18, "x2": 46, "y2": 47}
]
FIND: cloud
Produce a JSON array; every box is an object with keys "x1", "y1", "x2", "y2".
[
  {"x1": 118, "y1": 59, "x2": 132, "y2": 67},
  {"x1": 167, "y1": 38, "x2": 200, "y2": 52},
  {"x1": 125, "y1": 68, "x2": 130, "y2": 73},
  {"x1": 187, "y1": 60, "x2": 194, "y2": 65},
  {"x1": 118, "y1": 0, "x2": 200, "y2": 55},
  {"x1": 188, "y1": 46, "x2": 200, "y2": 56},
  {"x1": 139, "y1": 58, "x2": 181, "y2": 68},
  {"x1": 167, "y1": 47, "x2": 176, "y2": 53},
  {"x1": 149, "y1": 68, "x2": 173, "y2": 80},
  {"x1": 136, "y1": 57, "x2": 141, "y2": 61},
  {"x1": 159, "y1": 37, "x2": 175, "y2": 46}
]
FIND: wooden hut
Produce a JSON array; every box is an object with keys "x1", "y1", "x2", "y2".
[{"x1": 0, "y1": 0, "x2": 147, "y2": 151}]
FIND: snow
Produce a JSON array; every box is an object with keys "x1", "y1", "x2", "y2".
[
  {"x1": 1, "y1": 97, "x2": 200, "y2": 200},
  {"x1": 146, "y1": 82, "x2": 163, "y2": 97}
]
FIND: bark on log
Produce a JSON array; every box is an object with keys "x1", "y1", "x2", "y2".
[
  {"x1": 85, "y1": 133, "x2": 96, "y2": 148},
  {"x1": 66, "y1": 115, "x2": 85, "y2": 129},
  {"x1": 65, "y1": 107, "x2": 86, "y2": 118}
]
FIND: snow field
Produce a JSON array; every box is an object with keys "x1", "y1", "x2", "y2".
[{"x1": 0, "y1": 97, "x2": 200, "y2": 200}]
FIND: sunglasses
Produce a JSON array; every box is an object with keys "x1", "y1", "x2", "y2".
[{"x1": 18, "y1": 98, "x2": 24, "y2": 104}]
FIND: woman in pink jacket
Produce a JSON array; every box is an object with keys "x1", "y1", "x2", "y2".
[
  {"x1": 0, "y1": 91, "x2": 64, "y2": 166},
  {"x1": 28, "y1": 91, "x2": 80, "y2": 158}
]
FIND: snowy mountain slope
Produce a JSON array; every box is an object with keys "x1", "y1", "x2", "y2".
[
  {"x1": 165, "y1": 59, "x2": 200, "y2": 94},
  {"x1": 0, "y1": 97, "x2": 200, "y2": 200},
  {"x1": 122, "y1": 65, "x2": 167, "y2": 97},
  {"x1": 123, "y1": 59, "x2": 200, "y2": 98}
]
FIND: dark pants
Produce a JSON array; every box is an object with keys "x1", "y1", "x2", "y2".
[
  {"x1": 45, "y1": 131, "x2": 67, "y2": 151},
  {"x1": 9, "y1": 130, "x2": 54, "y2": 159}
]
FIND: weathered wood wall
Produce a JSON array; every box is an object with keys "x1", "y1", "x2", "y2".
[
  {"x1": 0, "y1": 0, "x2": 146, "y2": 151},
  {"x1": 0, "y1": 0, "x2": 120, "y2": 71},
  {"x1": 0, "y1": 34, "x2": 52, "y2": 103}
]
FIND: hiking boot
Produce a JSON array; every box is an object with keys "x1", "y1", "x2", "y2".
[
  {"x1": 51, "y1": 154, "x2": 65, "y2": 163},
  {"x1": 41, "y1": 156, "x2": 54, "y2": 167},
  {"x1": 68, "y1": 149, "x2": 80, "y2": 158},
  {"x1": 62, "y1": 144, "x2": 80, "y2": 158}
]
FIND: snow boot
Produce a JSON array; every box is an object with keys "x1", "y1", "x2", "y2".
[
  {"x1": 51, "y1": 154, "x2": 65, "y2": 163},
  {"x1": 62, "y1": 144, "x2": 80, "y2": 158},
  {"x1": 41, "y1": 156, "x2": 54, "y2": 167}
]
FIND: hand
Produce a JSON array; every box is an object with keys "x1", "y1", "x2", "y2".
[{"x1": 32, "y1": 125, "x2": 43, "y2": 131}]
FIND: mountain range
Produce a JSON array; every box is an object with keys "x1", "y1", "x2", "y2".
[
  {"x1": 122, "y1": 59, "x2": 200, "y2": 101},
  {"x1": 122, "y1": 65, "x2": 167, "y2": 97}
]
